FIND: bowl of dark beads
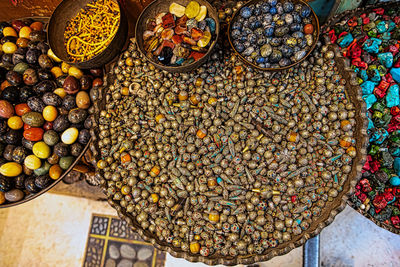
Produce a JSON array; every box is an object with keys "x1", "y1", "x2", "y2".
[{"x1": 228, "y1": 0, "x2": 319, "y2": 70}]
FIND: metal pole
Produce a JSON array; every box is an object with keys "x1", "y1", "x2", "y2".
[{"x1": 303, "y1": 235, "x2": 320, "y2": 267}]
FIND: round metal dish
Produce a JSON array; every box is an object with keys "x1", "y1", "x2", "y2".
[
  {"x1": 90, "y1": 42, "x2": 369, "y2": 265},
  {"x1": 228, "y1": 0, "x2": 320, "y2": 72},
  {"x1": 324, "y1": 0, "x2": 400, "y2": 235},
  {"x1": 47, "y1": 0, "x2": 128, "y2": 69},
  {"x1": 0, "y1": 17, "x2": 94, "y2": 208},
  {"x1": 135, "y1": 0, "x2": 220, "y2": 73}
]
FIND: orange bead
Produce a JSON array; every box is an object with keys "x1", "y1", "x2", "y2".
[
  {"x1": 149, "y1": 166, "x2": 160, "y2": 177},
  {"x1": 304, "y1": 24, "x2": 314, "y2": 34},
  {"x1": 30, "y1": 22, "x2": 43, "y2": 31},
  {"x1": 346, "y1": 146, "x2": 356, "y2": 157},
  {"x1": 196, "y1": 129, "x2": 207, "y2": 139},
  {"x1": 19, "y1": 26, "x2": 32, "y2": 39},
  {"x1": 16, "y1": 37, "x2": 29, "y2": 48},
  {"x1": 1, "y1": 80, "x2": 11, "y2": 91},
  {"x1": 178, "y1": 91, "x2": 188, "y2": 101},
  {"x1": 287, "y1": 132, "x2": 299, "y2": 142},
  {"x1": 207, "y1": 178, "x2": 217, "y2": 187},
  {"x1": 189, "y1": 94, "x2": 201, "y2": 105},
  {"x1": 121, "y1": 153, "x2": 131, "y2": 163},
  {"x1": 151, "y1": 193, "x2": 159, "y2": 203},
  {"x1": 49, "y1": 165, "x2": 63, "y2": 180},
  {"x1": 195, "y1": 78, "x2": 203, "y2": 87},
  {"x1": 340, "y1": 137, "x2": 352, "y2": 148},
  {"x1": 155, "y1": 114, "x2": 166, "y2": 123},
  {"x1": 121, "y1": 87, "x2": 129, "y2": 96},
  {"x1": 23, "y1": 128, "x2": 44, "y2": 141}
]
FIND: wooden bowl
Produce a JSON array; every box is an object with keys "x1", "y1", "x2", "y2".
[
  {"x1": 228, "y1": 0, "x2": 320, "y2": 71},
  {"x1": 135, "y1": 0, "x2": 220, "y2": 73},
  {"x1": 47, "y1": 0, "x2": 128, "y2": 69},
  {"x1": 90, "y1": 42, "x2": 369, "y2": 265}
]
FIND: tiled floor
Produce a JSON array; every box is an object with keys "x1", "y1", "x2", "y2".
[{"x1": 0, "y1": 192, "x2": 399, "y2": 267}]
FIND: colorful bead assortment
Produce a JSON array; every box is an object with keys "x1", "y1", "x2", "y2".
[
  {"x1": 325, "y1": 5, "x2": 400, "y2": 230},
  {"x1": 143, "y1": 1, "x2": 217, "y2": 66},
  {"x1": 230, "y1": 0, "x2": 315, "y2": 68}
]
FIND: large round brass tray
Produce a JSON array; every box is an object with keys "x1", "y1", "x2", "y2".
[{"x1": 90, "y1": 40, "x2": 368, "y2": 265}]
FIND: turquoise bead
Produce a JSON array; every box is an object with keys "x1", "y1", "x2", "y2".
[{"x1": 389, "y1": 176, "x2": 400, "y2": 186}]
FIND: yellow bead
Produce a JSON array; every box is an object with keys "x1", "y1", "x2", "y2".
[
  {"x1": 208, "y1": 211, "x2": 220, "y2": 223},
  {"x1": 61, "y1": 127, "x2": 79, "y2": 144},
  {"x1": 32, "y1": 141, "x2": 51, "y2": 159},
  {"x1": 97, "y1": 160, "x2": 107, "y2": 169},
  {"x1": 189, "y1": 242, "x2": 200, "y2": 254},
  {"x1": 151, "y1": 193, "x2": 159, "y2": 203},
  {"x1": 54, "y1": 88, "x2": 67, "y2": 98},
  {"x1": 194, "y1": 234, "x2": 201, "y2": 240},
  {"x1": 61, "y1": 62, "x2": 71, "y2": 73},
  {"x1": 43, "y1": 106, "x2": 58, "y2": 122},
  {"x1": 48, "y1": 49, "x2": 62, "y2": 63},
  {"x1": 169, "y1": 2, "x2": 186, "y2": 17},
  {"x1": 7, "y1": 116, "x2": 23, "y2": 130},
  {"x1": 24, "y1": 155, "x2": 42, "y2": 170},
  {"x1": 121, "y1": 185, "x2": 131, "y2": 195},
  {"x1": 0, "y1": 162, "x2": 22, "y2": 177},
  {"x1": 185, "y1": 1, "x2": 200, "y2": 19},
  {"x1": 2, "y1": 42, "x2": 17, "y2": 54},
  {"x1": 51, "y1": 67, "x2": 63, "y2": 78},
  {"x1": 208, "y1": 97, "x2": 217, "y2": 105},
  {"x1": 68, "y1": 66, "x2": 83, "y2": 79},
  {"x1": 195, "y1": 5, "x2": 207, "y2": 21},
  {"x1": 121, "y1": 87, "x2": 129, "y2": 96},
  {"x1": 178, "y1": 91, "x2": 188, "y2": 101}
]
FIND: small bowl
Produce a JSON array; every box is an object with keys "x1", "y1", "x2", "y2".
[
  {"x1": 228, "y1": 0, "x2": 320, "y2": 71},
  {"x1": 135, "y1": 0, "x2": 220, "y2": 73},
  {"x1": 47, "y1": 0, "x2": 128, "y2": 69}
]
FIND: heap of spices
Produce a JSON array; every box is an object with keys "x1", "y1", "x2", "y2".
[
  {"x1": 64, "y1": 0, "x2": 120, "y2": 62},
  {"x1": 143, "y1": 1, "x2": 217, "y2": 66},
  {"x1": 230, "y1": 0, "x2": 315, "y2": 68},
  {"x1": 0, "y1": 18, "x2": 103, "y2": 205},
  {"x1": 95, "y1": 36, "x2": 358, "y2": 257},
  {"x1": 324, "y1": 4, "x2": 400, "y2": 231}
]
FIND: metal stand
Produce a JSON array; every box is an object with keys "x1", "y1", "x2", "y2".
[{"x1": 303, "y1": 235, "x2": 320, "y2": 267}]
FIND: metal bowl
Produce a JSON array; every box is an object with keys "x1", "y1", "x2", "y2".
[
  {"x1": 135, "y1": 0, "x2": 220, "y2": 73},
  {"x1": 228, "y1": 0, "x2": 320, "y2": 71},
  {"x1": 90, "y1": 42, "x2": 369, "y2": 265},
  {"x1": 47, "y1": 0, "x2": 128, "y2": 69},
  {"x1": 0, "y1": 17, "x2": 95, "y2": 208}
]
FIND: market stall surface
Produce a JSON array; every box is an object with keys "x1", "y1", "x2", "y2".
[{"x1": 0, "y1": 191, "x2": 399, "y2": 267}]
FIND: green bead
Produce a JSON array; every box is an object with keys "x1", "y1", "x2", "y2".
[
  {"x1": 369, "y1": 145, "x2": 379, "y2": 156},
  {"x1": 368, "y1": 29, "x2": 377, "y2": 38},
  {"x1": 372, "y1": 102, "x2": 385, "y2": 112},
  {"x1": 373, "y1": 111, "x2": 383, "y2": 119},
  {"x1": 381, "y1": 167, "x2": 391, "y2": 176}
]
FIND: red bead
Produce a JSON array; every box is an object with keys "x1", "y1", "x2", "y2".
[
  {"x1": 162, "y1": 13, "x2": 175, "y2": 29},
  {"x1": 43, "y1": 121, "x2": 53, "y2": 130},
  {"x1": 373, "y1": 194, "x2": 387, "y2": 209},
  {"x1": 291, "y1": 195, "x2": 297, "y2": 203},
  {"x1": 391, "y1": 106, "x2": 400, "y2": 115},
  {"x1": 362, "y1": 17, "x2": 370, "y2": 25}
]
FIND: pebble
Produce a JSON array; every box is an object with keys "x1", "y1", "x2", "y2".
[
  {"x1": 5, "y1": 189, "x2": 24, "y2": 202},
  {"x1": 105, "y1": 258, "x2": 116, "y2": 267},
  {"x1": 109, "y1": 244, "x2": 120, "y2": 259},
  {"x1": 120, "y1": 244, "x2": 136, "y2": 259},
  {"x1": 117, "y1": 259, "x2": 133, "y2": 267},
  {"x1": 137, "y1": 248, "x2": 152, "y2": 261}
]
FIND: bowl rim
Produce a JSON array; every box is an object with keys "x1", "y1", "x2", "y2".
[
  {"x1": 47, "y1": 0, "x2": 123, "y2": 67},
  {"x1": 0, "y1": 16, "x2": 94, "y2": 209},
  {"x1": 227, "y1": 0, "x2": 320, "y2": 71},
  {"x1": 90, "y1": 42, "x2": 369, "y2": 265},
  {"x1": 134, "y1": 0, "x2": 220, "y2": 72}
]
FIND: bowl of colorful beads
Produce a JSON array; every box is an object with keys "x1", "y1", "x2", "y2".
[
  {"x1": 135, "y1": 0, "x2": 220, "y2": 73},
  {"x1": 228, "y1": 0, "x2": 319, "y2": 71}
]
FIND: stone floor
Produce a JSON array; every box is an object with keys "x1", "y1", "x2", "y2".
[{"x1": 0, "y1": 191, "x2": 399, "y2": 267}]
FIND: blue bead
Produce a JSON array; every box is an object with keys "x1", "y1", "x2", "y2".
[
  {"x1": 389, "y1": 176, "x2": 400, "y2": 186},
  {"x1": 378, "y1": 52, "x2": 393, "y2": 68},
  {"x1": 361, "y1": 81, "x2": 375, "y2": 95},
  {"x1": 337, "y1": 33, "x2": 353, "y2": 48},
  {"x1": 264, "y1": 26, "x2": 274, "y2": 37},
  {"x1": 256, "y1": 56, "x2": 265, "y2": 64},
  {"x1": 269, "y1": 7, "x2": 277, "y2": 15},
  {"x1": 217, "y1": 177, "x2": 222, "y2": 184},
  {"x1": 240, "y1": 7, "x2": 252, "y2": 18},
  {"x1": 300, "y1": 6, "x2": 311, "y2": 17},
  {"x1": 283, "y1": 1, "x2": 294, "y2": 12},
  {"x1": 386, "y1": 84, "x2": 400, "y2": 108},
  {"x1": 205, "y1": 18, "x2": 216, "y2": 34},
  {"x1": 363, "y1": 94, "x2": 377, "y2": 109},
  {"x1": 232, "y1": 21, "x2": 242, "y2": 30},
  {"x1": 394, "y1": 158, "x2": 400, "y2": 176},
  {"x1": 235, "y1": 43, "x2": 245, "y2": 53},
  {"x1": 390, "y1": 67, "x2": 400, "y2": 83},
  {"x1": 268, "y1": 0, "x2": 277, "y2": 6},
  {"x1": 261, "y1": 3, "x2": 270, "y2": 13}
]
